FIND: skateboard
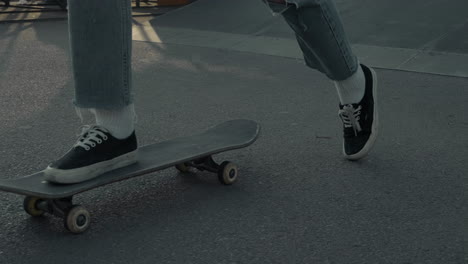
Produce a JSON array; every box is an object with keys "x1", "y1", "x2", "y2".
[{"x1": 0, "y1": 119, "x2": 260, "y2": 234}]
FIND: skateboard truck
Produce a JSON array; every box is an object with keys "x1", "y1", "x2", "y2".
[
  {"x1": 176, "y1": 156, "x2": 239, "y2": 185},
  {"x1": 23, "y1": 196, "x2": 91, "y2": 234}
]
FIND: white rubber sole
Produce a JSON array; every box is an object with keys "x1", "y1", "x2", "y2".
[
  {"x1": 344, "y1": 66, "x2": 379, "y2": 161},
  {"x1": 43, "y1": 150, "x2": 138, "y2": 184}
]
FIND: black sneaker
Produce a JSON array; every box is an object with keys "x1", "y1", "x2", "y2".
[
  {"x1": 44, "y1": 125, "x2": 138, "y2": 184},
  {"x1": 338, "y1": 64, "x2": 378, "y2": 160}
]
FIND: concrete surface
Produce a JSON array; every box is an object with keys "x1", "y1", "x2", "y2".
[{"x1": 0, "y1": 1, "x2": 466, "y2": 263}]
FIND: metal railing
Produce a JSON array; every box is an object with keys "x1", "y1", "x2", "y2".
[
  {"x1": 1, "y1": 0, "x2": 67, "y2": 10},
  {"x1": 1, "y1": 0, "x2": 189, "y2": 10}
]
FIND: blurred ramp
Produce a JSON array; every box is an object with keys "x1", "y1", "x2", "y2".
[
  {"x1": 132, "y1": 0, "x2": 468, "y2": 78},
  {"x1": 148, "y1": 0, "x2": 284, "y2": 35}
]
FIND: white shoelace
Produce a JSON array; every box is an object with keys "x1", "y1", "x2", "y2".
[
  {"x1": 339, "y1": 104, "x2": 362, "y2": 136},
  {"x1": 74, "y1": 125, "x2": 109, "y2": 151}
]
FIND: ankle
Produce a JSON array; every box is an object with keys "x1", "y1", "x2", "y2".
[
  {"x1": 93, "y1": 104, "x2": 136, "y2": 139},
  {"x1": 334, "y1": 64, "x2": 366, "y2": 105}
]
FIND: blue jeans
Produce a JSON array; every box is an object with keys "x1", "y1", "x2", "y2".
[{"x1": 69, "y1": 0, "x2": 358, "y2": 110}]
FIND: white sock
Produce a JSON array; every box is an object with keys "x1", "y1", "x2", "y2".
[
  {"x1": 93, "y1": 104, "x2": 136, "y2": 139},
  {"x1": 334, "y1": 65, "x2": 366, "y2": 105}
]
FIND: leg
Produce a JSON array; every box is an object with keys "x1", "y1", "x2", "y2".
[
  {"x1": 44, "y1": 0, "x2": 138, "y2": 184},
  {"x1": 265, "y1": 0, "x2": 357, "y2": 80},
  {"x1": 264, "y1": 0, "x2": 379, "y2": 160},
  {"x1": 70, "y1": 0, "x2": 136, "y2": 139},
  {"x1": 68, "y1": 0, "x2": 133, "y2": 111}
]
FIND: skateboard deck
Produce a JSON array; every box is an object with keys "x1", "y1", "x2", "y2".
[{"x1": 0, "y1": 119, "x2": 260, "y2": 199}]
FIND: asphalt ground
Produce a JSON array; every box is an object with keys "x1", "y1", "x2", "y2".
[{"x1": 0, "y1": 1, "x2": 467, "y2": 263}]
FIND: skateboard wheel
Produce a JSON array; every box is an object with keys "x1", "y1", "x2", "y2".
[
  {"x1": 23, "y1": 196, "x2": 45, "y2": 217},
  {"x1": 175, "y1": 162, "x2": 190, "y2": 173},
  {"x1": 64, "y1": 205, "x2": 91, "y2": 234},
  {"x1": 218, "y1": 161, "x2": 238, "y2": 185}
]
